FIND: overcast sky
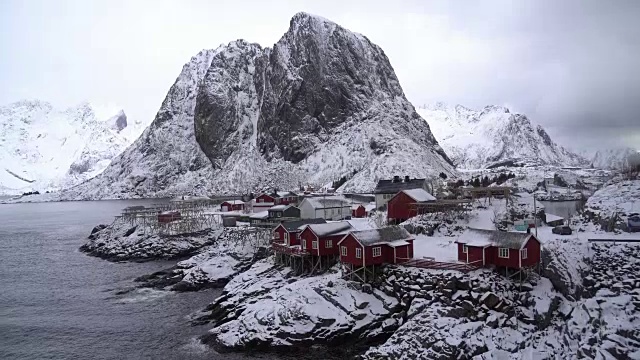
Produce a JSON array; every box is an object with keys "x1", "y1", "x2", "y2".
[{"x1": 1, "y1": 0, "x2": 638, "y2": 151}]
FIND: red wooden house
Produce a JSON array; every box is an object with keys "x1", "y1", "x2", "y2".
[
  {"x1": 220, "y1": 200, "x2": 245, "y2": 212},
  {"x1": 338, "y1": 226, "x2": 414, "y2": 267},
  {"x1": 274, "y1": 191, "x2": 299, "y2": 205},
  {"x1": 351, "y1": 204, "x2": 366, "y2": 218},
  {"x1": 299, "y1": 222, "x2": 354, "y2": 256},
  {"x1": 387, "y1": 189, "x2": 436, "y2": 223},
  {"x1": 272, "y1": 219, "x2": 327, "y2": 247},
  {"x1": 455, "y1": 228, "x2": 541, "y2": 270},
  {"x1": 255, "y1": 193, "x2": 276, "y2": 203}
]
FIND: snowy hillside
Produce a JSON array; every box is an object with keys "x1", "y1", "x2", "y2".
[
  {"x1": 63, "y1": 13, "x2": 454, "y2": 200},
  {"x1": 416, "y1": 103, "x2": 588, "y2": 169},
  {"x1": 585, "y1": 147, "x2": 640, "y2": 170},
  {"x1": 0, "y1": 100, "x2": 144, "y2": 194}
]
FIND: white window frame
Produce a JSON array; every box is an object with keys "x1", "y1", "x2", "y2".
[
  {"x1": 325, "y1": 240, "x2": 333, "y2": 248},
  {"x1": 277, "y1": 212, "x2": 282, "y2": 218},
  {"x1": 356, "y1": 248, "x2": 362, "y2": 259},
  {"x1": 275, "y1": 231, "x2": 280, "y2": 239},
  {"x1": 312, "y1": 240, "x2": 318, "y2": 249},
  {"x1": 373, "y1": 247, "x2": 382, "y2": 257},
  {"x1": 341, "y1": 246, "x2": 347, "y2": 256},
  {"x1": 462, "y1": 245, "x2": 468, "y2": 254},
  {"x1": 521, "y1": 248, "x2": 528, "y2": 259},
  {"x1": 498, "y1": 247, "x2": 509, "y2": 258},
  {"x1": 284, "y1": 232, "x2": 289, "y2": 245},
  {"x1": 302, "y1": 240, "x2": 306, "y2": 249}
]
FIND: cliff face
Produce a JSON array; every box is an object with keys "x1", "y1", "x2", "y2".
[{"x1": 64, "y1": 13, "x2": 455, "y2": 199}]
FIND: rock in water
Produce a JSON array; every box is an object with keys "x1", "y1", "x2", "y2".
[{"x1": 62, "y1": 12, "x2": 455, "y2": 200}]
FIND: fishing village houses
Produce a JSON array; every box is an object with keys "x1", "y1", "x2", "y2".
[{"x1": 215, "y1": 174, "x2": 543, "y2": 283}]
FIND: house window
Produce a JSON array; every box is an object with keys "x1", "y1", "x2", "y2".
[
  {"x1": 326, "y1": 240, "x2": 333, "y2": 248},
  {"x1": 498, "y1": 248, "x2": 509, "y2": 258},
  {"x1": 302, "y1": 240, "x2": 306, "y2": 249},
  {"x1": 274, "y1": 231, "x2": 280, "y2": 239},
  {"x1": 341, "y1": 246, "x2": 347, "y2": 256},
  {"x1": 284, "y1": 232, "x2": 289, "y2": 244},
  {"x1": 258, "y1": 198, "x2": 263, "y2": 203},
  {"x1": 462, "y1": 245, "x2": 468, "y2": 254},
  {"x1": 521, "y1": 248, "x2": 528, "y2": 259},
  {"x1": 277, "y1": 212, "x2": 282, "y2": 217},
  {"x1": 356, "y1": 248, "x2": 362, "y2": 259},
  {"x1": 312, "y1": 240, "x2": 318, "y2": 249},
  {"x1": 373, "y1": 247, "x2": 381, "y2": 257}
]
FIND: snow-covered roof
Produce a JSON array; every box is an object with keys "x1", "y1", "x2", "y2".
[
  {"x1": 374, "y1": 178, "x2": 426, "y2": 194},
  {"x1": 345, "y1": 219, "x2": 376, "y2": 231},
  {"x1": 545, "y1": 213, "x2": 564, "y2": 223},
  {"x1": 364, "y1": 204, "x2": 377, "y2": 212},
  {"x1": 401, "y1": 188, "x2": 436, "y2": 202},
  {"x1": 303, "y1": 197, "x2": 350, "y2": 209},
  {"x1": 351, "y1": 204, "x2": 364, "y2": 210},
  {"x1": 269, "y1": 205, "x2": 288, "y2": 211},
  {"x1": 249, "y1": 211, "x2": 269, "y2": 219},
  {"x1": 348, "y1": 226, "x2": 413, "y2": 246},
  {"x1": 276, "y1": 191, "x2": 297, "y2": 197},
  {"x1": 456, "y1": 228, "x2": 533, "y2": 249},
  {"x1": 301, "y1": 222, "x2": 353, "y2": 237},
  {"x1": 278, "y1": 219, "x2": 327, "y2": 232},
  {"x1": 222, "y1": 200, "x2": 245, "y2": 205}
]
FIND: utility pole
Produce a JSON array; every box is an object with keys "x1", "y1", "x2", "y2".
[{"x1": 533, "y1": 194, "x2": 538, "y2": 237}]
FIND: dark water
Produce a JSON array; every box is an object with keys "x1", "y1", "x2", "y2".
[{"x1": 0, "y1": 200, "x2": 259, "y2": 360}]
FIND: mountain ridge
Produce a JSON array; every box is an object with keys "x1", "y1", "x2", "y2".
[{"x1": 416, "y1": 103, "x2": 588, "y2": 169}]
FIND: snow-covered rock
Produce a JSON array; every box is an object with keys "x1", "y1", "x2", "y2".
[
  {"x1": 417, "y1": 103, "x2": 587, "y2": 169},
  {"x1": 581, "y1": 179, "x2": 640, "y2": 232},
  {"x1": 62, "y1": 12, "x2": 454, "y2": 200},
  {"x1": 80, "y1": 220, "x2": 221, "y2": 261},
  {"x1": 201, "y1": 260, "x2": 399, "y2": 352},
  {"x1": 0, "y1": 100, "x2": 144, "y2": 195}
]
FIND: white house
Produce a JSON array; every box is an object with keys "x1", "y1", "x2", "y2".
[{"x1": 298, "y1": 197, "x2": 351, "y2": 220}]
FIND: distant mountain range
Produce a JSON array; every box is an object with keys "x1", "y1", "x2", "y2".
[
  {"x1": 416, "y1": 103, "x2": 588, "y2": 169},
  {"x1": 0, "y1": 100, "x2": 144, "y2": 194},
  {"x1": 61, "y1": 13, "x2": 455, "y2": 200},
  {"x1": 581, "y1": 147, "x2": 640, "y2": 170}
]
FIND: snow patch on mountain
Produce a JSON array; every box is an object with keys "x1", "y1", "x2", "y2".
[
  {"x1": 0, "y1": 100, "x2": 144, "y2": 194},
  {"x1": 416, "y1": 103, "x2": 588, "y2": 169}
]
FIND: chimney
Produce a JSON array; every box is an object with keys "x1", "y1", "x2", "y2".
[
  {"x1": 393, "y1": 175, "x2": 400, "y2": 183},
  {"x1": 404, "y1": 175, "x2": 410, "y2": 183}
]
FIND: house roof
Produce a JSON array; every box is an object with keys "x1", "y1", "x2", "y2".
[
  {"x1": 351, "y1": 204, "x2": 365, "y2": 210},
  {"x1": 275, "y1": 191, "x2": 297, "y2": 197},
  {"x1": 374, "y1": 178, "x2": 425, "y2": 194},
  {"x1": 401, "y1": 188, "x2": 436, "y2": 202},
  {"x1": 278, "y1": 218, "x2": 327, "y2": 232},
  {"x1": 456, "y1": 228, "x2": 534, "y2": 249},
  {"x1": 364, "y1": 204, "x2": 377, "y2": 212},
  {"x1": 249, "y1": 211, "x2": 269, "y2": 219},
  {"x1": 545, "y1": 213, "x2": 564, "y2": 223},
  {"x1": 252, "y1": 201, "x2": 275, "y2": 206},
  {"x1": 269, "y1": 205, "x2": 288, "y2": 211},
  {"x1": 222, "y1": 200, "x2": 245, "y2": 205},
  {"x1": 301, "y1": 221, "x2": 354, "y2": 237},
  {"x1": 345, "y1": 219, "x2": 377, "y2": 231},
  {"x1": 303, "y1": 197, "x2": 350, "y2": 209},
  {"x1": 347, "y1": 226, "x2": 413, "y2": 246}
]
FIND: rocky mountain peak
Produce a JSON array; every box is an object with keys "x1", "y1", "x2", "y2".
[{"x1": 63, "y1": 13, "x2": 455, "y2": 199}]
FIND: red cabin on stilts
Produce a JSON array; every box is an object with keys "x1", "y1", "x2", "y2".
[{"x1": 455, "y1": 228, "x2": 541, "y2": 271}]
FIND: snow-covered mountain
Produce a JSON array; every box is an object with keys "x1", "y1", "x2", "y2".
[
  {"x1": 416, "y1": 103, "x2": 588, "y2": 169},
  {"x1": 0, "y1": 100, "x2": 144, "y2": 194},
  {"x1": 584, "y1": 147, "x2": 639, "y2": 170},
  {"x1": 63, "y1": 13, "x2": 455, "y2": 200}
]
